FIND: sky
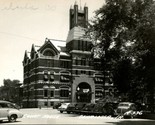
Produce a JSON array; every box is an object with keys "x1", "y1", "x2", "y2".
[{"x1": 0, "y1": 0, "x2": 104, "y2": 86}]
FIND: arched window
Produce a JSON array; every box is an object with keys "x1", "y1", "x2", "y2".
[{"x1": 43, "y1": 48, "x2": 55, "y2": 57}]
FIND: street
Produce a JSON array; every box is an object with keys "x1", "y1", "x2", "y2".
[{"x1": 1, "y1": 108, "x2": 155, "y2": 124}]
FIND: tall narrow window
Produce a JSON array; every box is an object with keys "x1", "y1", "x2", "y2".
[
  {"x1": 44, "y1": 71, "x2": 48, "y2": 81},
  {"x1": 50, "y1": 71, "x2": 54, "y2": 81},
  {"x1": 44, "y1": 89, "x2": 48, "y2": 97},
  {"x1": 50, "y1": 90, "x2": 54, "y2": 97}
]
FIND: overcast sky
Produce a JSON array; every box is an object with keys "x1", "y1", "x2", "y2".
[{"x1": 0, "y1": 0, "x2": 104, "y2": 86}]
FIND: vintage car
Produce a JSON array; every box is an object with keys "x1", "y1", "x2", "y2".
[
  {"x1": 80, "y1": 103, "x2": 95, "y2": 115},
  {"x1": 66, "y1": 103, "x2": 77, "y2": 114},
  {"x1": 0, "y1": 100, "x2": 23, "y2": 122},
  {"x1": 57, "y1": 103, "x2": 70, "y2": 113},
  {"x1": 53, "y1": 102, "x2": 61, "y2": 109},
  {"x1": 91, "y1": 102, "x2": 115, "y2": 116},
  {"x1": 115, "y1": 102, "x2": 137, "y2": 117},
  {"x1": 73, "y1": 103, "x2": 86, "y2": 114}
]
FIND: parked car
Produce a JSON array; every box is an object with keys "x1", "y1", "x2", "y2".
[
  {"x1": 80, "y1": 103, "x2": 95, "y2": 115},
  {"x1": 91, "y1": 103, "x2": 104, "y2": 116},
  {"x1": 91, "y1": 102, "x2": 115, "y2": 116},
  {"x1": 58, "y1": 103, "x2": 70, "y2": 113},
  {"x1": 73, "y1": 103, "x2": 86, "y2": 114},
  {"x1": 124, "y1": 103, "x2": 151, "y2": 119},
  {"x1": 115, "y1": 102, "x2": 137, "y2": 117},
  {"x1": 0, "y1": 100, "x2": 23, "y2": 122},
  {"x1": 66, "y1": 103, "x2": 77, "y2": 114},
  {"x1": 53, "y1": 102, "x2": 61, "y2": 109}
]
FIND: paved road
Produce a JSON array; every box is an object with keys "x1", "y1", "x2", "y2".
[{"x1": 1, "y1": 108, "x2": 155, "y2": 124}]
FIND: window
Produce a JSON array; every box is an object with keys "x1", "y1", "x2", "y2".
[
  {"x1": 95, "y1": 87, "x2": 103, "y2": 98},
  {"x1": 44, "y1": 89, "x2": 48, "y2": 97},
  {"x1": 94, "y1": 77, "x2": 104, "y2": 82},
  {"x1": 75, "y1": 58, "x2": 78, "y2": 65},
  {"x1": 81, "y1": 58, "x2": 86, "y2": 66},
  {"x1": 89, "y1": 71, "x2": 91, "y2": 75},
  {"x1": 81, "y1": 70, "x2": 86, "y2": 74},
  {"x1": 60, "y1": 71, "x2": 70, "y2": 82},
  {"x1": 44, "y1": 102, "x2": 48, "y2": 106},
  {"x1": 75, "y1": 70, "x2": 78, "y2": 75},
  {"x1": 94, "y1": 73, "x2": 104, "y2": 83},
  {"x1": 60, "y1": 86, "x2": 69, "y2": 97},
  {"x1": 44, "y1": 71, "x2": 48, "y2": 81},
  {"x1": 0, "y1": 103, "x2": 8, "y2": 108},
  {"x1": 95, "y1": 91, "x2": 103, "y2": 98},
  {"x1": 50, "y1": 102, "x2": 54, "y2": 106},
  {"x1": 50, "y1": 75, "x2": 54, "y2": 81},
  {"x1": 60, "y1": 89, "x2": 69, "y2": 97},
  {"x1": 43, "y1": 50, "x2": 54, "y2": 56},
  {"x1": 61, "y1": 61, "x2": 69, "y2": 68},
  {"x1": 60, "y1": 75, "x2": 69, "y2": 82},
  {"x1": 50, "y1": 90, "x2": 54, "y2": 97},
  {"x1": 50, "y1": 71, "x2": 54, "y2": 81}
]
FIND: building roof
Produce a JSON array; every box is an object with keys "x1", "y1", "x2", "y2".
[
  {"x1": 66, "y1": 26, "x2": 90, "y2": 43},
  {"x1": 48, "y1": 39, "x2": 70, "y2": 56}
]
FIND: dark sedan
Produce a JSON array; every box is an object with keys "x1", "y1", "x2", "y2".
[
  {"x1": 91, "y1": 102, "x2": 115, "y2": 116},
  {"x1": 66, "y1": 103, "x2": 77, "y2": 114},
  {"x1": 80, "y1": 103, "x2": 95, "y2": 115},
  {"x1": 73, "y1": 103, "x2": 86, "y2": 114}
]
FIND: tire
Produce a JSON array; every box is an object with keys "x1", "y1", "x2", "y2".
[
  {"x1": 60, "y1": 111, "x2": 63, "y2": 113},
  {"x1": 8, "y1": 114, "x2": 17, "y2": 122}
]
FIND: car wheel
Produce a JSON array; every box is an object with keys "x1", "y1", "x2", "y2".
[
  {"x1": 60, "y1": 111, "x2": 63, "y2": 113},
  {"x1": 8, "y1": 115, "x2": 17, "y2": 122}
]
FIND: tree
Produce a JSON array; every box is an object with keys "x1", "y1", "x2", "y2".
[
  {"x1": 87, "y1": 0, "x2": 155, "y2": 112},
  {"x1": 0, "y1": 79, "x2": 22, "y2": 104}
]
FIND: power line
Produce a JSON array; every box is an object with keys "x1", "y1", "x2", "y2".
[{"x1": 0, "y1": 31, "x2": 42, "y2": 41}]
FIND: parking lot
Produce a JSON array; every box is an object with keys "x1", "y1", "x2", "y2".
[{"x1": 1, "y1": 108, "x2": 155, "y2": 124}]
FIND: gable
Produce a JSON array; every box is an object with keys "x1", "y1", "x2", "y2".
[{"x1": 38, "y1": 39, "x2": 60, "y2": 57}]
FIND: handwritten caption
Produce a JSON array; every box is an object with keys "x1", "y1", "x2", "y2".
[{"x1": 0, "y1": 2, "x2": 56, "y2": 11}]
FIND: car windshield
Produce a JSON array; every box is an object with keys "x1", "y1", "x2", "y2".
[
  {"x1": 62, "y1": 103, "x2": 69, "y2": 106},
  {"x1": 84, "y1": 104, "x2": 94, "y2": 108},
  {"x1": 76, "y1": 104, "x2": 85, "y2": 108},
  {"x1": 0, "y1": 103, "x2": 17, "y2": 109}
]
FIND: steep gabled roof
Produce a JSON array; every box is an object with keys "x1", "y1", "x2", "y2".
[
  {"x1": 30, "y1": 44, "x2": 36, "y2": 59},
  {"x1": 23, "y1": 50, "x2": 29, "y2": 65},
  {"x1": 38, "y1": 38, "x2": 60, "y2": 55}
]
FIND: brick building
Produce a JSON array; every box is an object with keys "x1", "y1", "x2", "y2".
[{"x1": 22, "y1": 3, "x2": 117, "y2": 108}]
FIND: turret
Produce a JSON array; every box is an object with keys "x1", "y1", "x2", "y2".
[{"x1": 69, "y1": 2, "x2": 88, "y2": 29}]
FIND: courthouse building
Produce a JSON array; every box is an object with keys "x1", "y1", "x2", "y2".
[{"x1": 22, "y1": 3, "x2": 117, "y2": 108}]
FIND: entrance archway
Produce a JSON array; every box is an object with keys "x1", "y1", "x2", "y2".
[{"x1": 76, "y1": 82, "x2": 92, "y2": 103}]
